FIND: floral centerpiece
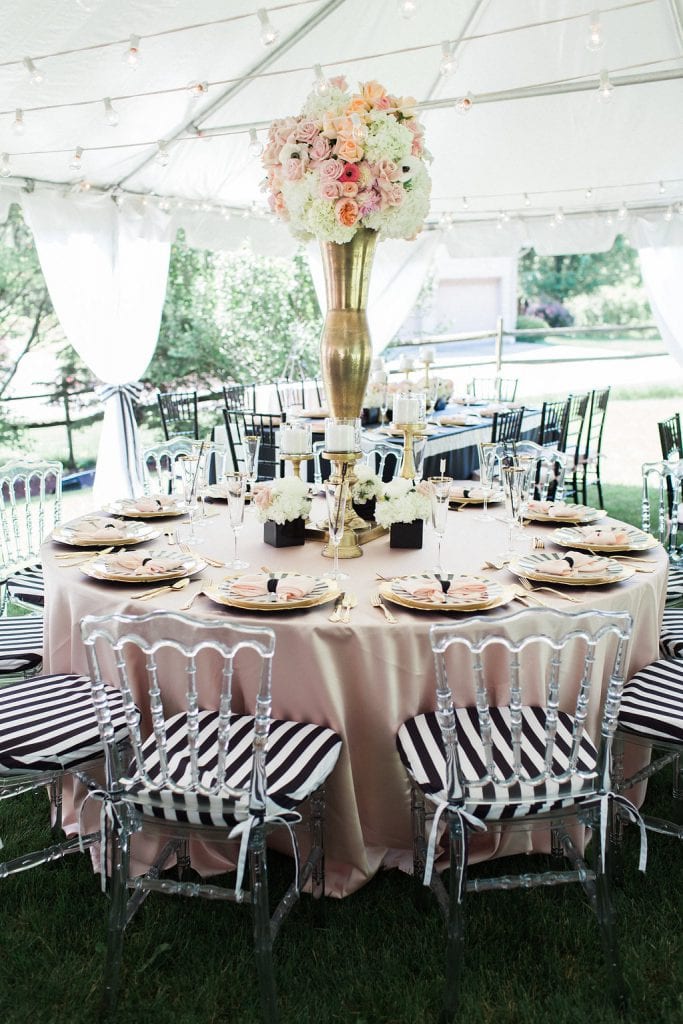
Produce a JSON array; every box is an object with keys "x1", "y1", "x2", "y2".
[
  {"x1": 262, "y1": 76, "x2": 431, "y2": 242},
  {"x1": 351, "y1": 464, "x2": 383, "y2": 521},
  {"x1": 374, "y1": 477, "x2": 432, "y2": 548},
  {"x1": 253, "y1": 477, "x2": 312, "y2": 547}
]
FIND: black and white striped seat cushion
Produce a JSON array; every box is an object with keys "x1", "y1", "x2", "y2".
[
  {"x1": 0, "y1": 673, "x2": 128, "y2": 774},
  {"x1": 659, "y1": 607, "x2": 683, "y2": 659},
  {"x1": 397, "y1": 706, "x2": 598, "y2": 820},
  {"x1": 6, "y1": 564, "x2": 44, "y2": 609},
  {"x1": 122, "y1": 711, "x2": 342, "y2": 827},
  {"x1": 618, "y1": 660, "x2": 683, "y2": 745},
  {"x1": 666, "y1": 565, "x2": 683, "y2": 603},
  {"x1": 0, "y1": 615, "x2": 44, "y2": 674}
]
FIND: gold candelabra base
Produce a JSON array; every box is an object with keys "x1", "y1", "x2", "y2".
[
  {"x1": 282, "y1": 452, "x2": 313, "y2": 479},
  {"x1": 395, "y1": 422, "x2": 428, "y2": 479},
  {"x1": 320, "y1": 450, "x2": 364, "y2": 559}
]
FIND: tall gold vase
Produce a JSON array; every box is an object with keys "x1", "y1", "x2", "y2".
[{"x1": 319, "y1": 227, "x2": 378, "y2": 419}]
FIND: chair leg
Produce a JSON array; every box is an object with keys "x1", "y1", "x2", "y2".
[
  {"x1": 50, "y1": 776, "x2": 64, "y2": 839},
  {"x1": 309, "y1": 787, "x2": 327, "y2": 928},
  {"x1": 673, "y1": 754, "x2": 682, "y2": 802},
  {"x1": 250, "y1": 825, "x2": 279, "y2": 1024},
  {"x1": 103, "y1": 822, "x2": 131, "y2": 1019},
  {"x1": 441, "y1": 813, "x2": 467, "y2": 1024},
  {"x1": 592, "y1": 801, "x2": 628, "y2": 1013}
]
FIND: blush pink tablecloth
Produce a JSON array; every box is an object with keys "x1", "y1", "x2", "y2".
[{"x1": 42, "y1": 499, "x2": 667, "y2": 897}]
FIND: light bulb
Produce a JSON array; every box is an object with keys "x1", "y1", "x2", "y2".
[
  {"x1": 555, "y1": 207, "x2": 565, "y2": 223},
  {"x1": 664, "y1": 206, "x2": 674, "y2": 222},
  {"x1": 605, "y1": 211, "x2": 614, "y2": 226},
  {"x1": 103, "y1": 97, "x2": 119, "y2": 127},
  {"x1": 598, "y1": 68, "x2": 613, "y2": 101},
  {"x1": 12, "y1": 109, "x2": 25, "y2": 135},
  {"x1": 248, "y1": 128, "x2": 263, "y2": 158},
  {"x1": 439, "y1": 40, "x2": 456, "y2": 78},
  {"x1": 313, "y1": 64, "x2": 329, "y2": 96},
  {"x1": 584, "y1": 186, "x2": 593, "y2": 199},
  {"x1": 454, "y1": 92, "x2": 473, "y2": 115},
  {"x1": 617, "y1": 202, "x2": 628, "y2": 220},
  {"x1": 241, "y1": 207, "x2": 250, "y2": 219},
  {"x1": 658, "y1": 181, "x2": 666, "y2": 194},
  {"x1": 155, "y1": 141, "x2": 170, "y2": 167},
  {"x1": 462, "y1": 196, "x2": 469, "y2": 210},
  {"x1": 122, "y1": 34, "x2": 140, "y2": 68},
  {"x1": 158, "y1": 197, "x2": 172, "y2": 212},
  {"x1": 586, "y1": 10, "x2": 604, "y2": 52},
  {"x1": 0, "y1": 153, "x2": 11, "y2": 178},
  {"x1": 23, "y1": 56, "x2": 44, "y2": 84},
  {"x1": 187, "y1": 81, "x2": 208, "y2": 99},
  {"x1": 398, "y1": 0, "x2": 418, "y2": 18},
  {"x1": 256, "y1": 8, "x2": 279, "y2": 47},
  {"x1": 69, "y1": 146, "x2": 83, "y2": 170},
  {"x1": 523, "y1": 193, "x2": 531, "y2": 207}
]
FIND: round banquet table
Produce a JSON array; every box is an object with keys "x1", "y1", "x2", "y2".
[{"x1": 42, "y1": 498, "x2": 667, "y2": 898}]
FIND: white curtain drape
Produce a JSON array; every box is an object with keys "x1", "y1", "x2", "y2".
[
  {"x1": 308, "y1": 231, "x2": 441, "y2": 356},
  {"x1": 638, "y1": 246, "x2": 683, "y2": 367},
  {"x1": 21, "y1": 193, "x2": 170, "y2": 503}
]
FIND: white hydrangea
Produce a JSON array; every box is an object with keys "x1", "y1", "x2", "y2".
[
  {"x1": 351, "y1": 464, "x2": 382, "y2": 502},
  {"x1": 374, "y1": 477, "x2": 431, "y2": 526},
  {"x1": 363, "y1": 115, "x2": 413, "y2": 165},
  {"x1": 364, "y1": 162, "x2": 431, "y2": 239},
  {"x1": 302, "y1": 86, "x2": 348, "y2": 121},
  {"x1": 254, "y1": 476, "x2": 312, "y2": 525}
]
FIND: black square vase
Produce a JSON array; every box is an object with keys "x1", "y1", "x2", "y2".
[
  {"x1": 263, "y1": 517, "x2": 306, "y2": 548},
  {"x1": 390, "y1": 519, "x2": 423, "y2": 549},
  {"x1": 353, "y1": 497, "x2": 376, "y2": 522}
]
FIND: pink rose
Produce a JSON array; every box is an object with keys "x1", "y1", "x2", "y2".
[
  {"x1": 253, "y1": 484, "x2": 273, "y2": 510},
  {"x1": 374, "y1": 95, "x2": 391, "y2": 110},
  {"x1": 261, "y1": 141, "x2": 280, "y2": 166},
  {"x1": 373, "y1": 159, "x2": 400, "y2": 187},
  {"x1": 320, "y1": 180, "x2": 343, "y2": 200},
  {"x1": 309, "y1": 135, "x2": 331, "y2": 162},
  {"x1": 341, "y1": 181, "x2": 359, "y2": 197},
  {"x1": 296, "y1": 119, "x2": 319, "y2": 144},
  {"x1": 283, "y1": 157, "x2": 305, "y2": 181},
  {"x1": 334, "y1": 137, "x2": 363, "y2": 162},
  {"x1": 411, "y1": 137, "x2": 423, "y2": 157},
  {"x1": 319, "y1": 158, "x2": 344, "y2": 181},
  {"x1": 340, "y1": 162, "x2": 360, "y2": 182},
  {"x1": 335, "y1": 198, "x2": 359, "y2": 227},
  {"x1": 385, "y1": 183, "x2": 404, "y2": 207}
]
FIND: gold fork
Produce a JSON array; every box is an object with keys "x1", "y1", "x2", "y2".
[
  {"x1": 135, "y1": 578, "x2": 190, "y2": 601},
  {"x1": 179, "y1": 578, "x2": 214, "y2": 611},
  {"x1": 518, "y1": 576, "x2": 582, "y2": 602},
  {"x1": 342, "y1": 592, "x2": 357, "y2": 623},
  {"x1": 178, "y1": 542, "x2": 225, "y2": 568},
  {"x1": 371, "y1": 592, "x2": 397, "y2": 623}
]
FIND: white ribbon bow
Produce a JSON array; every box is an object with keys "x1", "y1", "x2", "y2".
[
  {"x1": 229, "y1": 806, "x2": 302, "y2": 903},
  {"x1": 424, "y1": 798, "x2": 487, "y2": 900}
]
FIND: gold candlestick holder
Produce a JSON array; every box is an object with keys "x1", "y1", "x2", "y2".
[
  {"x1": 282, "y1": 452, "x2": 313, "y2": 480},
  {"x1": 423, "y1": 359, "x2": 432, "y2": 389},
  {"x1": 395, "y1": 422, "x2": 428, "y2": 480},
  {"x1": 321, "y1": 450, "x2": 364, "y2": 558}
]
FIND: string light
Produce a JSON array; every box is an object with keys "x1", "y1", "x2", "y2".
[
  {"x1": 398, "y1": 0, "x2": 418, "y2": 17},
  {"x1": 248, "y1": 127, "x2": 263, "y2": 157},
  {"x1": 664, "y1": 206, "x2": 674, "y2": 221},
  {"x1": 69, "y1": 146, "x2": 83, "y2": 170},
  {"x1": 0, "y1": 153, "x2": 10, "y2": 177},
  {"x1": 103, "y1": 97, "x2": 119, "y2": 127},
  {"x1": 658, "y1": 181, "x2": 666, "y2": 194},
  {"x1": 617, "y1": 201, "x2": 628, "y2": 219},
  {"x1": 598, "y1": 68, "x2": 614, "y2": 101},
  {"x1": 187, "y1": 81, "x2": 208, "y2": 99},
  {"x1": 584, "y1": 186, "x2": 593, "y2": 199},
  {"x1": 12, "y1": 109, "x2": 25, "y2": 136},
  {"x1": 256, "y1": 8, "x2": 279, "y2": 47},
  {"x1": 350, "y1": 113, "x2": 366, "y2": 143},
  {"x1": 313, "y1": 64, "x2": 329, "y2": 96},
  {"x1": 605, "y1": 211, "x2": 614, "y2": 225},
  {"x1": 454, "y1": 92, "x2": 473, "y2": 115},
  {"x1": 523, "y1": 193, "x2": 531, "y2": 207},
  {"x1": 496, "y1": 211, "x2": 510, "y2": 230},
  {"x1": 439, "y1": 40, "x2": 456, "y2": 78},
  {"x1": 122, "y1": 34, "x2": 141, "y2": 68},
  {"x1": 462, "y1": 196, "x2": 469, "y2": 210},
  {"x1": 155, "y1": 140, "x2": 170, "y2": 166},
  {"x1": 585, "y1": 9, "x2": 604, "y2": 52},
  {"x1": 23, "y1": 56, "x2": 44, "y2": 84}
]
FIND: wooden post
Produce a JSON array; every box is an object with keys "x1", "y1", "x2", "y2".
[
  {"x1": 494, "y1": 316, "x2": 504, "y2": 399},
  {"x1": 62, "y1": 387, "x2": 77, "y2": 470}
]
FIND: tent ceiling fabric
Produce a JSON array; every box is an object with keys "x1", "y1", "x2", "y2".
[{"x1": 0, "y1": 0, "x2": 682, "y2": 249}]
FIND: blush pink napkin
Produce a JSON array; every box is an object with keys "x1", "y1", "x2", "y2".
[
  {"x1": 401, "y1": 577, "x2": 489, "y2": 604},
  {"x1": 70, "y1": 516, "x2": 130, "y2": 540},
  {"x1": 229, "y1": 574, "x2": 316, "y2": 600},
  {"x1": 527, "y1": 501, "x2": 586, "y2": 520},
  {"x1": 537, "y1": 551, "x2": 612, "y2": 577},
  {"x1": 574, "y1": 525, "x2": 631, "y2": 546},
  {"x1": 127, "y1": 495, "x2": 178, "y2": 514},
  {"x1": 106, "y1": 552, "x2": 186, "y2": 575}
]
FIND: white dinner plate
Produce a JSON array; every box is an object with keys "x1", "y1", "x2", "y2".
[
  {"x1": 508, "y1": 551, "x2": 635, "y2": 586},
  {"x1": 205, "y1": 572, "x2": 338, "y2": 611},
  {"x1": 550, "y1": 524, "x2": 658, "y2": 554},
  {"x1": 52, "y1": 517, "x2": 161, "y2": 548},
  {"x1": 81, "y1": 548, "x2": 206, "y2": 583}
]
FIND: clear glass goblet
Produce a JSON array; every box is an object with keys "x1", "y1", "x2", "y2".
[
  {"x1": 243, "y1": 435, "x2": 260, "y2": 487},
  {"x1": 429, "y1": 475, "x2": 452, "y2": 576},
  {"x1": 476, "y1": 441, "x2": 499, "y2": 522},
  {"x1": 323, "y1": 480, "x2": 350, "y2": 582},
  {"x1": 502, "y1": 464, "x2": 529, "y2": 553},
  {"x1": 225, "y1": 472, "x2": 249, "y2": 570}
]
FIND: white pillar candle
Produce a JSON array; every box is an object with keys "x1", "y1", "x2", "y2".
[
  {"x1": 399, "y1": 355, "x2": 414, "y2": 372},
  {"x1": 371, "y1": 356, "x2": 385, "y2": 372},
  {"x1": 393, "y1": 395, "x2": 420, "y2": 424},
  {"x1": 326, "y1": 423, "x2": 356, "y2": 451},
  {"x1": 371, "y1": 369, "x2": 388, "y2": 384},
  {"x1": 281, "y1": 425, "x2": 310, "y2": 454},
  {"x1": 420, "y1": 346, "x2": 436, "y2": 364}
]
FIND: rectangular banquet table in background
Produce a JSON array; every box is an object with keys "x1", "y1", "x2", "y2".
[{"x1": 41, "y1": 501, "x2": 667, "y2": 897}]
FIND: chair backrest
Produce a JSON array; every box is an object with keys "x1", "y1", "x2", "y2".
[
  {"x1": 429, "y1": 608, "x2": 633, "y2": 807},
  {"x1": 276, "y1": 379, "x2": 305, "y2": 414},
  {"x1": 223, "y1": 383, "x2": 255, "y2": 413},
  {"x1": 312, "y1": 440, "x2": 328, "y2": 486},
  {"x1": 490, "y1": 406, "x2": 524, "y2": 443},
  {"x1": 0, "y1": 459, "x2": 62, "y2": 571},
  {"x1": 157, "y1": 390, "x2": 199, "y2": 440},
  {"x1": 560, "y1": 392, "x2": 590, "y2": 501},
  {"x1": 641, "y1": 459, "x2": 682, "y2": 553},
  {"x1": 583, "y1": 387, "x2": 610, "y2": 465},
  {"x1": 142, "y1": 438, "x2": 196, "y2": 495},
  {"x1": 361, "y1": 438, "x2": 404, "y2": 480},
  {"x1": 469, "y1": 377, "x2": 518, "y2": 402},
  {"x1": 537, "y1": 397, "x2": 570, "y2": 448},
  {"x1": 658, "y1": 413, "x2": 683, "y2": 461},
  {"x1": 223, "y1": 410, "x2": 281, "y2": 480},
  {"x1": 511, "y1": 440, "x2": 567, "y2": 501},
  {"x1": 80, "y1": 611, "x2": 277, "y2": 814}
]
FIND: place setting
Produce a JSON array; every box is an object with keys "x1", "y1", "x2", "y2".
[
  {"x1": 102, "y1": 494, "x2": 190, "y2": 518},
  {"x1": 79, "y1": 547, "x2": 206, "y2": 588},
  {"x1": 523, "y1": 499, "x2": 607, "y2": 524},
  {"x1": 203, "y1": 570, "x2": 340, "y2": 613},
  {"x1": 376, "y1": 571, "x2": 517, "y2": 614},
  {"x1": 549, "y1": 521, "x2": 660, "y2": 560},
  {"x1": 52, "y1": 514, "x2": 161, "y2": 549},
  {"x1": 506, "y1": 549, "x2": 636, "y2": 588}
]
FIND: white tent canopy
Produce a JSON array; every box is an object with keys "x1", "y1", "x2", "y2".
[{"x1": 1, "y1": 0, "x2": 682, "y2": 498}]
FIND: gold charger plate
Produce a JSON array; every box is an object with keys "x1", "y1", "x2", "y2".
[
  {"x1": 204, "y1": 573, "x2": 339, "y2": 612},
  {"x1": 380, "y1": 574, "x2": 516, "y2": 613},
  {"x1": 103, "y1": 497, "x2": 189, "y2": 519},
  {"x1": 549, "y1": 524, "x2": 658, "y2": 554},
  {"x1": 52, "y1": 518, "x2": 161, "y2": 548},
  {"x1": 204, "y1": 484, "x2": 252, "y2": 504},
  {"x1": 449, "y1": 489, "x2": 504, "y2": 506},
  {"x1": 508, "y1": 552, "x2": 635, "y2": 586},
  {"x1": 524, "y1": 503, "x2": 607, "y2": 525},
  {"x1": 81, "y1": 549, "x2": 206, "y2": 583}
]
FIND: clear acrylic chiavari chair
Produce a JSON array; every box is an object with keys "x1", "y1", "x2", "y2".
[{"x1": 81, "y1": 610, "x2": 342, "y2": 1023}]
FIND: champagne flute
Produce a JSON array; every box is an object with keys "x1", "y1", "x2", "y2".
[
  {"x1": 476, "y1": 442, "x2": 498, "y2": 522},
  {"x1": 243, "y1": 435, "x2": 260, "y2": 499},
  {"x1": 379, "y1": 387, "x2": 389, "y2": 429},
  {"x1": 323, "y1": 480, "x2": 349, "y2": 582},
  {"x1": 429, "y1": 476, "x2": 452, "y2": 577},
  {"x1": 502, "y1": 464, "x2": 528, "y2": 553},
  {"x1": 225, "y1": 472, "x2": 249, "y2": 569},
  {"x1": 178, "y1": 454, "x2": 201, "y2": 542}
]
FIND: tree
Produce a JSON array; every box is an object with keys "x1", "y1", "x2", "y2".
[{"x1": 519, "y1": 234, "x2": 643, "y2": 304}]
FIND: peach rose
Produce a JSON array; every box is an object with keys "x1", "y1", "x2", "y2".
[
  {"x1": 335, "y1": 137, "x2": 364, "y2": 162},
  {"x1": 320, "y1": 180, "x2": 343, "y2": 200},
  {"x1": 328, "y1": 74, "x2": 348, "y2": 90},
  {"x1": 361, "y1": 80, "x2": 387, "y2": 107},
  {"x1": 335, "y1": 198, "x2": 359, "y2": 227},
  {"x1": 341, "y1": 181, "x2": 359, "y2": 197},
  {"x1": 346, "y1": 95, "x2": 369, "y2": 115}
]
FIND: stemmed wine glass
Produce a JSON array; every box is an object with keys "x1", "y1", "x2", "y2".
[
  {"x1": 224, "y1": 472, "x2": 249, "y2": 569},
  {"x1": 242, "y1": 435, "x2": 260, "y2": 493},
  {"x1": 323, "y1": 480, "x2": 349, "y2": 582},
  {"x1": 178, "y1": 454, "x2": 201, "y2": 542},
  {"x1": 476, "y1": 442, "x2": 499, "y2": 522},
  {"x1": 379, "y1": 387, "x2": 389, "y2": 429},
  {"x1": 429, "y1": 476, "x2": 452, "y2": 577},
  {"x1": 502, "y1": 463, "x2": 531, "y2": 553}
]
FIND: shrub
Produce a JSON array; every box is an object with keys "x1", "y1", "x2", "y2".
[
  {"x1": 527, "y1": 299, "x2": 574, "y2": 328},
  {"x1": 515, "y1": 315, "x2": 549, "y2": 343},
  {"x1": 568, "y1": 284, "x2": 652, "y2": 327}
]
